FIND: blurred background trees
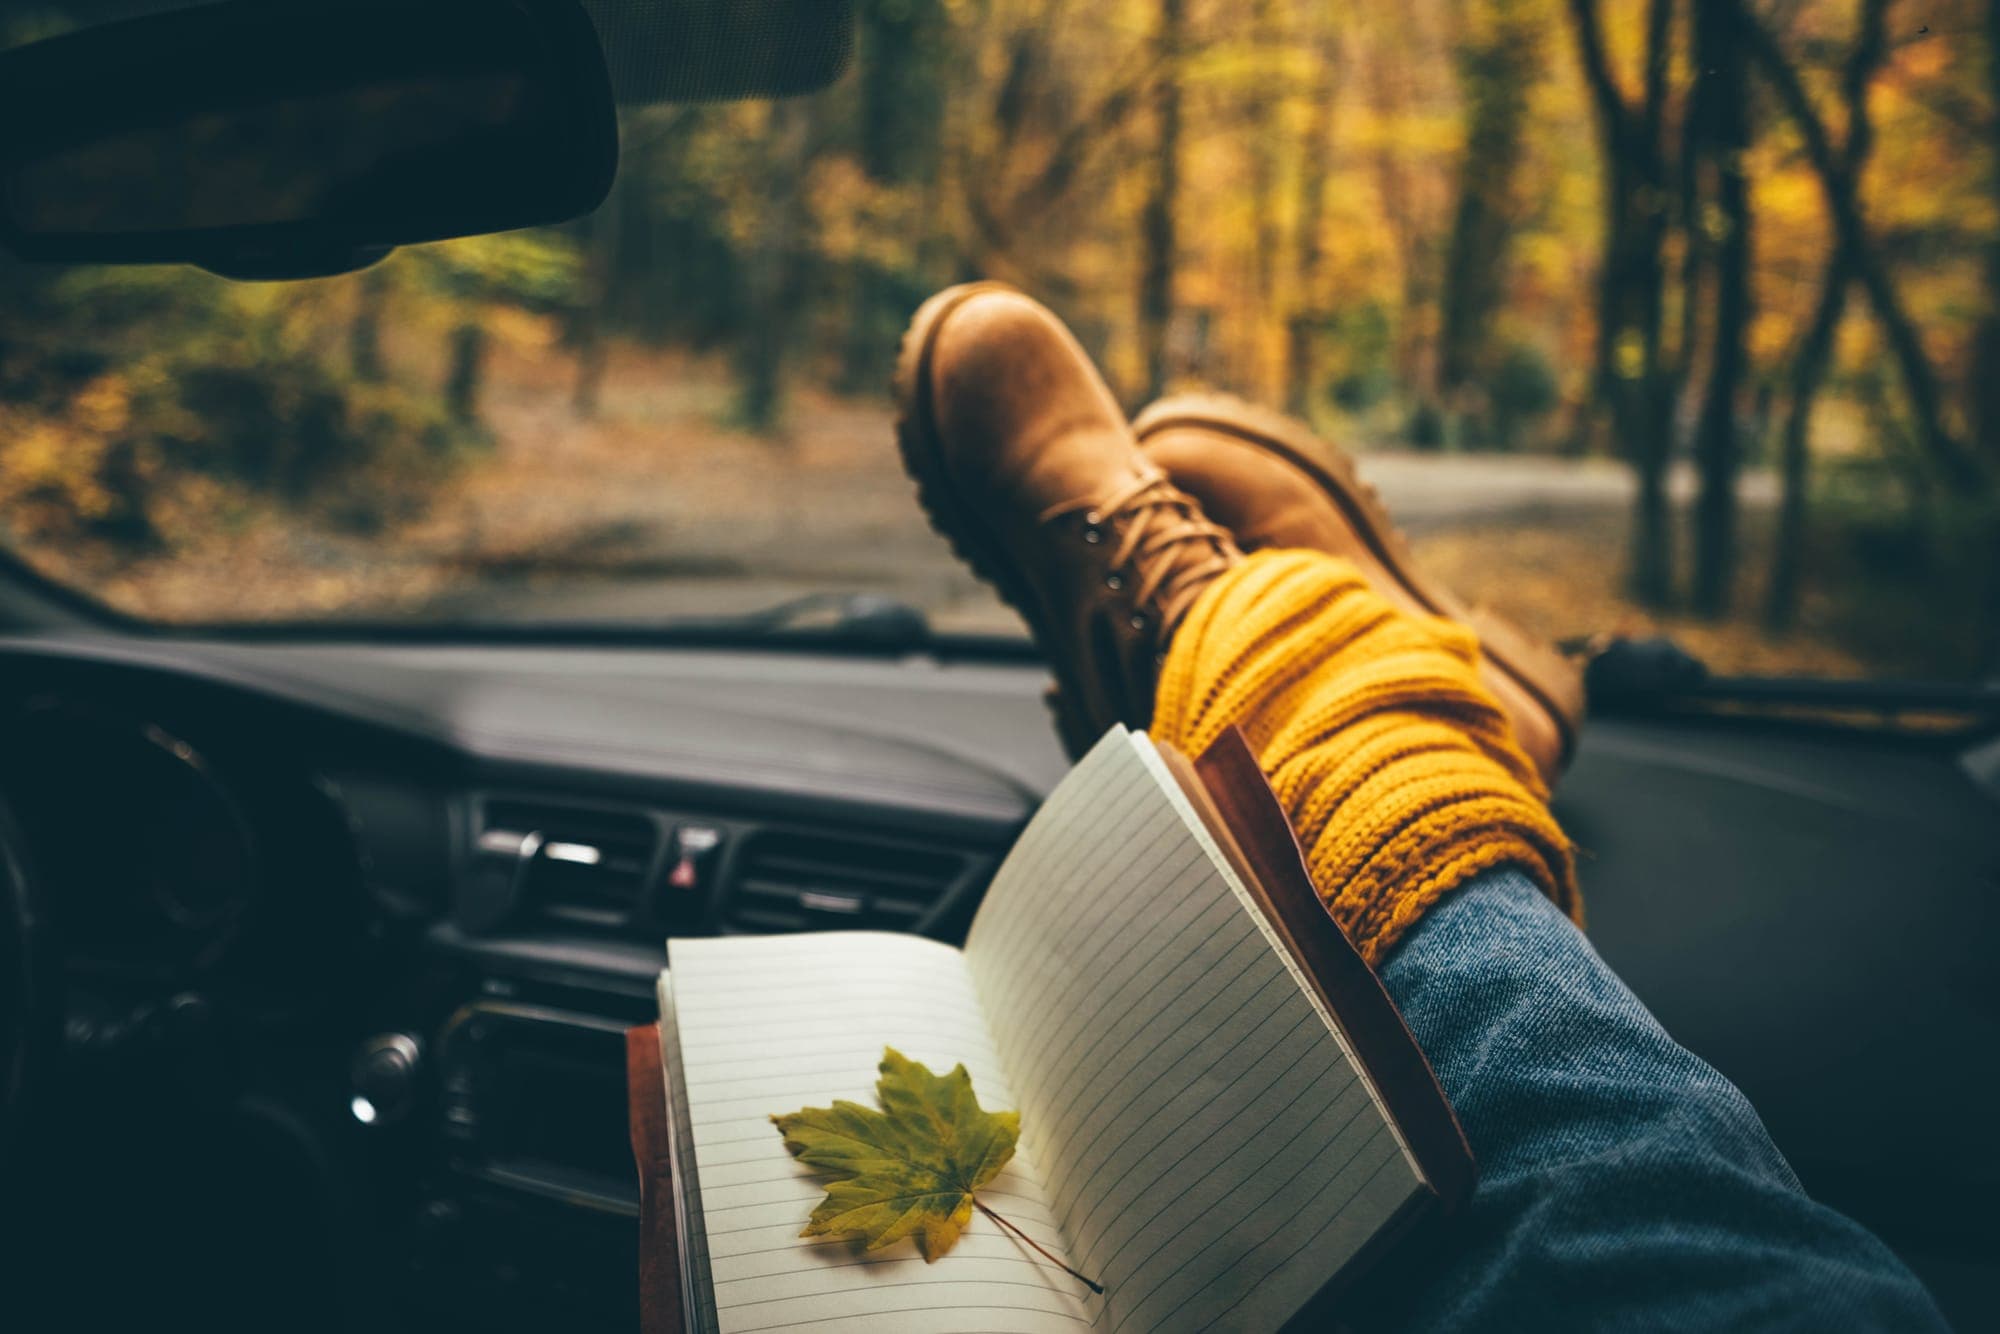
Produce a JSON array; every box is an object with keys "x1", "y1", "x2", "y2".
[
  {"x1": 0, "y1": 0, "x2": 1996, "y2": 674},
  {"x1": 588, "y1": 0, "x2": 1997, "y2": 650}
]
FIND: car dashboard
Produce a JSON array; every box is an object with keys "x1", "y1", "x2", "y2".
[
  {"x1": 1, "y1": 631, "x2": 1994, "y2": 1332},
  {"x1": 0, "y1": 635, "x2": 1060, "y2": 1331}
]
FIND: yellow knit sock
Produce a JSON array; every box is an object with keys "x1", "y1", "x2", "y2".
[{"x1": 1153, "y1": 549, "x2": 1579, "y2": 964}]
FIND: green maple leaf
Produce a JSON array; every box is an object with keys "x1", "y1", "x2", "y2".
[{"x1": 770, "y1": 1047, "x2": 1020, "y2": 1262}]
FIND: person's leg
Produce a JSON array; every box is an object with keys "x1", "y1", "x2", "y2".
[
  {"x1": 1364, "y1": 870, "x2": 1948, "y2": 1331},
  {"x1": 1153, "y1": 550, "x2": 1946, "y2": 1330},
  {"x1": 1153, "y1": 546, "x2": 1575, "y2": 964},
  {"x1": 895, "y1": 284, "x2": 1944, "y2": 1328}
]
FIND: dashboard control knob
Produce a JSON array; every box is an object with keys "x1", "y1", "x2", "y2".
[{"x1": 349, "y1": 1032, "x2": 422, "y2": 1126}]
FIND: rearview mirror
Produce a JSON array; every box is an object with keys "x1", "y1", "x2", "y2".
[
  {"x1": 587, "y1": 0, "x2": 856, "y2": 103},
  {"x1": 0, "y1": 0, "x2": 619, "y2": 280}
]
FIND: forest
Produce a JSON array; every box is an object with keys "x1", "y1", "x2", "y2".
[{"x1": 0, "y1": 0, "x2": 1995, "y2": 680}]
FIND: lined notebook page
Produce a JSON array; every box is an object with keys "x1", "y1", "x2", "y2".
[
  {"x1": 964, "y1": 728, "x2": 1424, "y2": 1334},
  {"x1": 665, "y1": 931, "x2": 1094, "y2": 1334}
]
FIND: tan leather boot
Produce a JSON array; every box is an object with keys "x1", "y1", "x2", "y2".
[
  {"x1": 895, "y1": 284, "x2": 1240, "y2": 752},
  {"x1": 1132, "y1": 392, "x2": 1585, "y2": 786}
]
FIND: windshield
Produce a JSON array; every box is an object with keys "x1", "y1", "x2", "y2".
[{"x1": 0, "y1": 0, "x2": 1995, "y2": 684}]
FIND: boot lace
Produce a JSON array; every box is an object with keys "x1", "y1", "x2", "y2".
[{"x1": 1042, "y1": 469, "x2": 1236, "y2": 635}]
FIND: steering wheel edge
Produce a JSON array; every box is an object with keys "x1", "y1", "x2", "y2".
[{"x1": 0, "y1": 795, "x2": 53, "y2": 1188}]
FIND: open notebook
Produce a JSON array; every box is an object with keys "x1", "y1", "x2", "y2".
[{"x1": 632, "y1": 725, "x2": 1473, "y2": 1334}]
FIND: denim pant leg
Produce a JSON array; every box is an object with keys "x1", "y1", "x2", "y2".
[{"x1": 1360, "y1": 868, "x2": 1948, "y2": 1332}]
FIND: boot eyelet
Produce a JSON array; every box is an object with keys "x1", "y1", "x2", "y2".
[
  {"x1": 1084, "y1": 510, "x2": 1103, "y2": 526},
  {"x1": 1129, "y1": 613, "x2": 1148, "y2": 632},
  {"x1": 1082, "y1": 525, "x2": 1103, "y2": 545},
  {"x1": 1104, "y1": 572, "x2": 1125, "y2": 591}
]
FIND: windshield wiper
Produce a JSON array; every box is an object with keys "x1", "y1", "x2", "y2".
[
  {"x1": 1582, "y1": 633, "x2": 2000, "y2": 733},
  {"x1": 659, "y1": 592, "x2": 935, "y2": 650},
  {"x1": 164, "y1": 591, "x2": 1042, "y2": 659},
  {"x1": 1579, "y1": 635, "x2": 1710, "y2": 709}
]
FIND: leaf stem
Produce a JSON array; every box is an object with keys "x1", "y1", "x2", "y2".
[{"x1": 975, "y1": 1200, "x2": 1105, "y2": 1295}]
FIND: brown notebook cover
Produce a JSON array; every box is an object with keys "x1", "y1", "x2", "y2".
[
  {"x1": 626, "y1": 725, "x2": 1472, "y2": 1332},
  {"x1": 625, "y1": 1024, "x2": 684, "y2": 1334}
]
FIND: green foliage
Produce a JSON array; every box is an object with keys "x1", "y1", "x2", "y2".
[
  {"x1": 1488, "y1": 341, "x2": 1561, "y2": 447},
  {"x1": 1811, "y1": 467, "x2": 2000, "y2": 679},
  {"x1": 1331, "y1": 367, "x2": 1393, "y2": 412},
  {"x1": 0, "y1": 259, "x2": 471, "y2": 553},
  {"x1": 406, "y1": 232, "x2": 586, "y2": 309},
  {"x1": 1324, "y1": 304, "x2": 1396, "y2": 412},
  {"x1": 1406, "y1": 399, "x2": 1447, "y2": 450}
]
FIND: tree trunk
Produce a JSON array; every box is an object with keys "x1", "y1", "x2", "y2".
[
  {"x1": 1357, "y1": 37, "x2": 1438, "y2": 433},
  {"x1": 733, "y1": 104, "x2": 811, "y2": 433},
  {"x1": 1975, "y1": 0, "x2": 2000, "y2": 673},
  {"x1": 446, "y1": 322, "x2": 487, "y2": 425},
  {"x1": 1764, "y1": 0, "x2": 1889, "y2": 630},
  {"x1": 1285, "y1": 35, "x2": 1339, "y2": 417},
  {"x1": 571, "y1": 183, "x2": 621, "y2": 420},
  {"x1": 1568, "y1": 0, "x2": 1678, "y2": 608},
  {"x1": 1741, "y1": 5, "x2": 1983, "y2": 492},
  {"x1": 859, "y1": 0, "x2": 947, "y2": 184},
  {"x1": 1138, "y1": 0, "x2": 1186, "y2": 401},
  {"x1": 1766, "y1": 258, "x2": 1848, "y2": 630},
  {"x1": 1606, "y1": 156, "x2": 1676, "y2": 609},
  {"x1": 837, "y1": 268, "x2": 890, "y2": 394},
  {"x1": 1249, "y1": 0, "x2": 1282, "y2": 335},
  {"x1": 1626, "y1": 368, "x2": 1676, "y2": 608},
  {"x1": 571, "y1": 307, "x2": 607, "y2": 420},
  {"x1": 1672, "y1": 0, "x2": 1705, "y2": 397},
  {"x1": 349, "y1": 266, "x2": 388, "y2": 382},
  {"x1": 1438, "y1": 0, "x2": 1539, "y2": 428},
  {"x1": 1978, "y1": 263, "x2": 2000, "y2": 468},
  {"x1": 1690, "y1": 0, "x2": 1752, "y2": 617},
  {"x1": 840, "y1": 0, "x2": 950, "y2": 391},
  {"x1": 1970, "y1": 0, "x2": 2000, "y2": 466}
]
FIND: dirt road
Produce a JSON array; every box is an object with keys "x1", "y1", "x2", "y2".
[
  {"x1": 415, "y1": 347, "x2": 1774, "y2": 633},
  {"x1": 93, "y1": 340, "x2": 1832, "y2": 675}
]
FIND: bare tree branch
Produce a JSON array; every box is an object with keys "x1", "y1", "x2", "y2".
[
  {"x1": 1739, "y1": 0, "x2": 1986, "y2": 490},
  {"x1": 1007, "y1": 55, "x2": 1163, "y2": 220},
  {"x1": 1642, "y1": 0, "x2": 1675, "y2": 129},
  {"x1": 1566, "y1": 0, "x2": 1630, "y2": 140}
]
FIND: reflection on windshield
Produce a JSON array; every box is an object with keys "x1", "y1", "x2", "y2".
[{"x1": 0, "y1": 0, "x2": 1994, "y2": 684}]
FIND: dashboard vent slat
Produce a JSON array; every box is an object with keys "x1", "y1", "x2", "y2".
[
  {"x1": 725, "y1": 829, "x2": 966, "y2": 934},
  {"x1": 735, "y1": 853, "x2": 947, "y2": 894},
  {"x1": 481, "y1": 798, "x2": 660, "y2": 932}
]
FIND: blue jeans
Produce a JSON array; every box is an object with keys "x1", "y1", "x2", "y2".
[{"x1": 1360, "y1": 868, "x2": 1949, "y2": 1332}]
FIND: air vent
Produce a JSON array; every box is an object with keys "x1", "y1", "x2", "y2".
[
  {"x1": 480, "y1": 798, "x2": 660, "y2": 931},
  {"x1": 727, "y1": 829, "x2": 967, "y2": 934}
]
